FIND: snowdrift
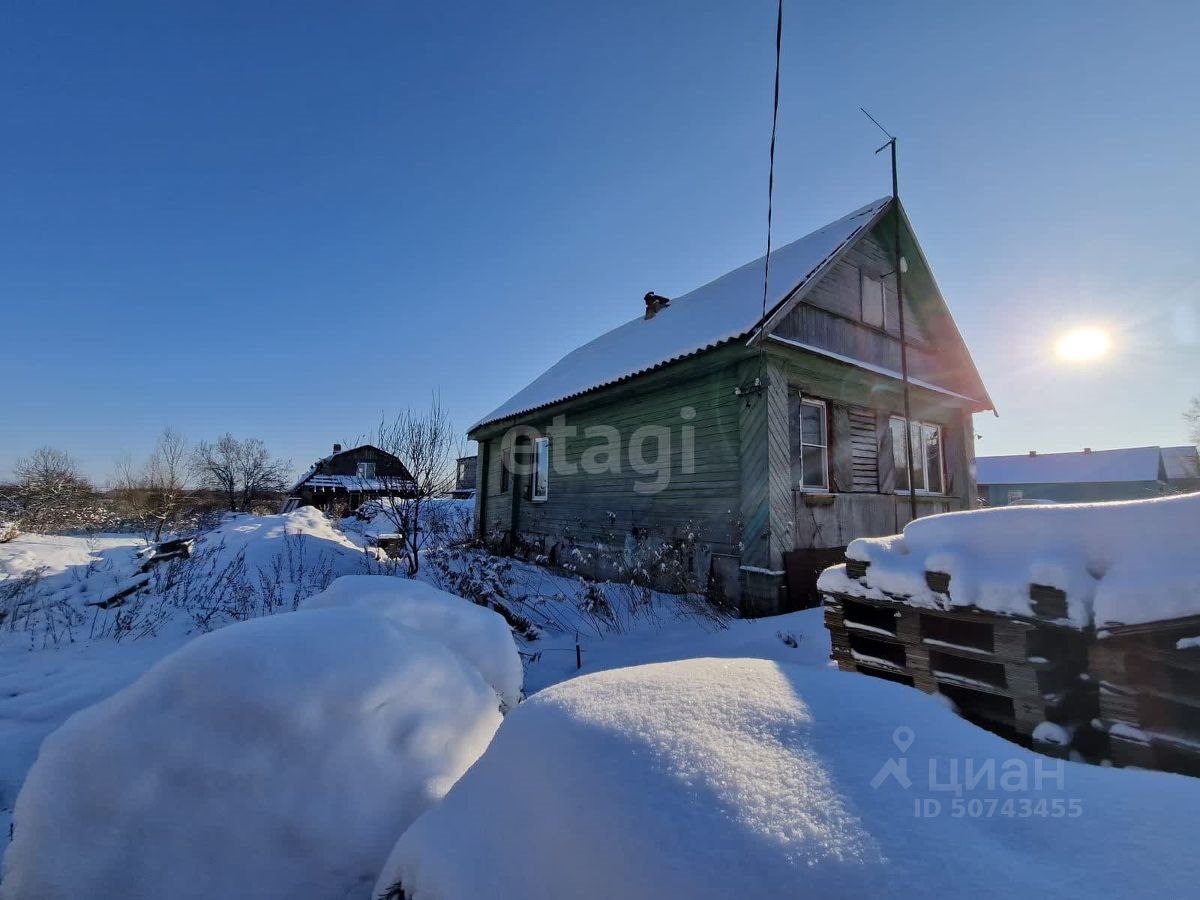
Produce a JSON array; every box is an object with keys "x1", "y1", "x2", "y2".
[
  {"x1": 301, "y1": 575, "x2": 523, "y2": 710},
  {"x1": 818, "y1": 493, "x2": 1200, "y2": 629},
  {"x1": 1, "y1": 607, "x2": 502, "y2": 900},
  {"x1": 377, "y1": 658, "x2": 1200, "y2": 900}
]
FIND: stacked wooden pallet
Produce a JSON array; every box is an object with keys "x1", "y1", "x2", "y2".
[
  {"x1": 1090, "y1": 615, "x2": 1200, "y2": 776},
  {"x1": 824, "y1": 565, "x2": 1093, "y2": 750}
]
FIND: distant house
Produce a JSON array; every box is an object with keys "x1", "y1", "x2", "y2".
[
  {"x1": 453, "y1": 455, "x2": 478, "y2": 499},
  {"x1": 467, "y1": 197, "x2": 993, "y2": 614},
  {"x1": 975, "y1": 446, "x2": 1196, "y2": 505},
  {"x1": 286, "y1": 444, "x2": 415, "y2": 514},
  {"x1": 1162, "y1": 445, "x2": 1200, "y2": 494}
]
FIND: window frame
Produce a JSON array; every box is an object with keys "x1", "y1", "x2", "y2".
[
  {"x1": 356, "y1": 461, "x2": 376, "y2": 480},
  {"x1": 860, "y1": 270, "x2": 886, "y2": 330},
  {"x1": 889, "y1": 416, "x2": 945, "y2": 496},
  {"x1": 798, "y1": 398, "x2": 830, "y2": 492},
  {"x1": 531, "y1": 436, "x2": 550, "y2": 502},
  {"x1": 499, "y1": 446, "x2": 511, "y2": 494}
]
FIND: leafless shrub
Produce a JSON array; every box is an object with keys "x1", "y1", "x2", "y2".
[
  {"x1": 3, "y1": 447, "x2": 111, "y2": 534},
  {"x1": 370, "y1": 397, "x2": 459, "y2": 576}
]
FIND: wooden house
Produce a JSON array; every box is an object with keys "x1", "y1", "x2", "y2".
[
  {"x1": 467, "y1": 198, "x2": 993, "y2": 614},
  {"x1": 1163, "y1": 445, "x2": 1200, "y2": 495},
  {"x1": 453, "y1": 455, "x2": 478, "y2": 499},
  {"x1": 287, "y1": 444, "x2": 415, "y2": 514},
  {"x1": 976, "y1": 446, "x2": 1181, "y2": 506}
]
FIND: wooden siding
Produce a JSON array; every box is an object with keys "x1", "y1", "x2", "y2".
[
  {"x1": 476, "y1": 350, "x2": 747, "y2": 573},
  {"x1": 772, "y1": 225, "x2": 988, "y2": 405}
]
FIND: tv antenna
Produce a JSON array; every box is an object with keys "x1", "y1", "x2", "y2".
[{"x1": 861, "y1": 107, "x2": 918, "y2": 522}]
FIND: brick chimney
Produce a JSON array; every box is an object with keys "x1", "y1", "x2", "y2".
[
  {"x1": 1028, "y1": 450, "x2": 1037, "y2": 457},
  {"x1": 1083, "y1": 448, "x2": 1092, "y2": 453},
  {"x1": 333, "y1": 443, "x2": 343, "y2": 454},
  {"x1": 644, "y1": 292, "x2": 671, "y2": 320}
]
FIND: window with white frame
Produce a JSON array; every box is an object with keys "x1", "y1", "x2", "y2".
[
  {"x1": 531, "y1": 436, "x2": 550, "y2": 501},
  {"x1": 798, "y1": 399, "x2": 829, "y2": 491},
  {"x1": 356, "y1": 461, "x2": 376, "y2": 479},
  {"x1": 890, "y1": 417, "x2": 943, "y2": 494},
  {"x1": 1007, "y1": 490, "x2": 1024, "y2": 505},
  {"x1": 861, "y1": 270, "x2": 885, "y2": 329}
]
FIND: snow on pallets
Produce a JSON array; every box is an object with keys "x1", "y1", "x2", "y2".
[
  {"x1": 1091, "y1": 615, "x2": 1200, "y2": 777},
  {"x1": 823, "y1": 574, "x2": 1092, "y2": 750}
]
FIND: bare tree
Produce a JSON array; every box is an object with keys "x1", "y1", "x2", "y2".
[
  {"x1": 1186, "y1": 394, "x2": 1200, "y2": 447},
  {"x1": 372, "y1": 397, "x2": 458, "y2": 576},
  {"x1": 191, "y1": 434, "x2": 290, "y2": 512},
  {"x1": 110, "y1": 428, "x2": 191, "y2": 532},
  {"x1": 7, "y1": 447, "x2": 106, "y2": 533}
]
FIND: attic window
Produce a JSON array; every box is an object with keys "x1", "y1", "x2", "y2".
[
  {"x1": 861, "y1": 271, "x2": 885, "y2": 329},
  {"x1": 356, "y1": 462, "x2": 376, "y2": 479}
]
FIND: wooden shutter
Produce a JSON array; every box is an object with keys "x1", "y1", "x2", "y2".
[{"x1": 848, "y1": 406, "x2": 879, "y2": 492}]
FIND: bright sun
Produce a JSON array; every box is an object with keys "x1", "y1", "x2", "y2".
[{"x1": 1055, "y1": 327, "x2": 1111, "y2": 362}]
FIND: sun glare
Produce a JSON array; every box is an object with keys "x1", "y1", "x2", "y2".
[{"x1": 1055, "y1": 327, "x2": 1110, "y2": 362}]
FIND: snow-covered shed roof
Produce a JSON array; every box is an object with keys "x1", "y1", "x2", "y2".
[
  {"x1": 471, "y1": 197, "x2": 891, "y2": 431},
  {"x1": 976, "y1": 446, "x2": 1164, "y2": 486},
  {"x1": 1162, "y1": 445, "x2": 1200, "y2": 481}
]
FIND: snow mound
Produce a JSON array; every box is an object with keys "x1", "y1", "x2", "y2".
[
  {"x1": 301, "y1": 575, "x2": 522, "y2": 710},
  {"x1": 818, "y1": 493, "x2": 1200, "y2": 629},
  {"x1": 1, "y1": 607, "x2": 502, "y2": 900},
  {"x1": 377, "y1": 658, "x2": 1200, "y2": 900}
]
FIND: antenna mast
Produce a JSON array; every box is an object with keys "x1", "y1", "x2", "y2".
[{"x1": 861, "y1": 108, "x2": 918, "y2": 523}]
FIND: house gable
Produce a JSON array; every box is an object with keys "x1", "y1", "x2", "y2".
[{"x1": 759, "y1": 201, "x2": 991, "y2": 410}]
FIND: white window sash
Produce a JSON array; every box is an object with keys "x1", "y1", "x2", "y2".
[
  {"x1": 531, "y1": 437, "x2": 550, "y2": 501},
  {"x1": 798, "y1": 398, "x2": 829, "y2": 492},
  {"x1": 890, "y1": 416, "x2": 944, "y2": 496}
]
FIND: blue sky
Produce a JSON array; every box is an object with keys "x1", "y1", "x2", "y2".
[{"x1": 3, "y1": 1, "x2": 1198, "y2": 480}]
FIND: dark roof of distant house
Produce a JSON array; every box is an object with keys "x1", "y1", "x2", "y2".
[
  {"x1": 290, "y1": 444, "x2": 405, "y2": 492},
  {"x1": 976, "y1": 447, "x2": 1165, "y2": 486},
  {"x1": 1162, "y1": 445, "x2": 1200, "y2": 480}
]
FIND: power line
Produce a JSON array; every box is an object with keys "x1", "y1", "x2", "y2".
[{"x1": 759, "y1": 0, "x2": 784, "y2": 334}]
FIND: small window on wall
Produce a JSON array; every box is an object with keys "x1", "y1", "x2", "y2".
[
  {"x1": 799, "y1": 399, "x2": 829, "y2": 491},
  {"x1": 1007, "y1": 490, "x2": 1024, "y2": 505},
  {"x1": 531, "y1": 437, "x2": 550, "y2": 501},
  {"x1": 861, "y1": 271, "x2": 885, "y2": 329},
  {"x1": 356, "y1": 462, "x2": 376, "y2": 479},
  {"x1": 890, "y1": 417, "x2": 943, "y2": 494}
]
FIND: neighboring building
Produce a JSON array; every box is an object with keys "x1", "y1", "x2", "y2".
[
  {"x1": 975, "y1": 446, "x2": 1186, "y2": 506},
  {"x1": 1163, "y1": 445, "x2": 1200, "y2": 495},
  {"x1": 453, "y1": 455, "x2": 478, "y2": 499},
  {"x1": 286, "y1": 444, "x2": 415, "y2": 514},
  {"x1": 467, "y1": 197, "x2": 993, "y2": 615}
]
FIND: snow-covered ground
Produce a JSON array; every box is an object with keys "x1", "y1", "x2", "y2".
[
  {"x1": 5, "y1": 501, "x2": 1197, "y2": 898},
  {"x1": 381, "y1": 658, "x2": 1200, "y2": 900},
  {"x1": 0, "y1": 507, "x2": 825, "y2": 876},
  {"x1": 2, "y1": 604, "x2": 507, "y2": 900}
]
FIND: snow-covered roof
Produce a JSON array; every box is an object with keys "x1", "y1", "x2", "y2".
[
  {"x1": 298, "y1": 475, "x2": 414, "y2": 493},
  {"x1": 976, "y1": 446, "x2": 1164, "y2": 486},
  {"x1": 472, "y1": 197, "x2": 891, "y2": 430},
  {"x1": 1162, "y1": 445, "x2": 1200, "y2": 481}
]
